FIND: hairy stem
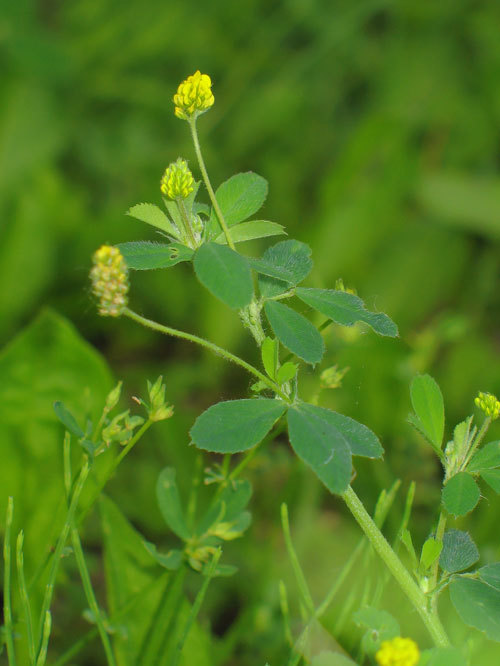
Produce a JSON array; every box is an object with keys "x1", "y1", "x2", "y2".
[
  {"x1": 342, "y1": 485, "x2": 450, "y2": 647},
  {"x1": 189, "y1": 118, "x2": 235, "y2": 250},
  {"x1": 124, "y1": 308, "x2": 289, "y2": 401}
]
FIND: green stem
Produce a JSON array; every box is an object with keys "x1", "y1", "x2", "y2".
[
  {"x1": 3, "y1": 497, "x2": 17, "y2": 666},
  {"x1": 430, "y1": 511, "x2": 447, "y2": 610},
  {"x1": 172, "y1": 549, "x2": 221, "y2": 666},
  {"x1": 341, "y1": 485, "x2": 450, "y2": 648},
  {"x1": 71, "y1": 528, "x2": 116, "y2": 666},
  {"x1": 281, "y1": 503, "x2": 315, "y2": 618},
  {"x1": 123, "y1": 308, "x2": 289, "y2": 402},
  {"x1": 16, "y1": 531, "x2": 36, "y2": 664},
  {"x1": 463, "y1": 416, "x2": 491, "y2": 470},
  {"x1": 177, "y1": 198, "x2": 197, "y2": 248},
  {"x1": 188, "y1": 118, "x2": 235, "y2": 250},
  {"x1": 35, "y1": 612, "x2": 51, "y2": 666},
  {"x1": 113, "y1": 419, "x2": 153, "y2": 469},
  {"x1": 36, "y1": 462, "x2": 90, "y2": 658}
]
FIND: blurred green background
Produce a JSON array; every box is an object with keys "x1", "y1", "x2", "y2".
[{"x1": 1, "y1": 0, "x2": 499, "y2": 663}]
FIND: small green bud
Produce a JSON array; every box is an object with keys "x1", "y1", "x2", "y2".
[
  {"x1": 160, "y1": 158, "x2": 194, "y2": 200},
  {"x1": 335, "y1": 278, "x2": 357, "y2": 295},
  {"x1": 320, "y1": 365, "x2": 349, "y2": 390},
  {"x1": 147, "y1": 376, "x2": 174, "y2": 422},
  {"x1": 105, "y1": 381, "x2": 123, "y2": 412},
  {"x1": 475, "y1": 391, "x2": 500, "y2": 420}
]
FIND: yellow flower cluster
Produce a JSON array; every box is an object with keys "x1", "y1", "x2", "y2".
[
  {"x1": 475, "y1": 391, "x2": 500, "y2": 420},
  {"x1": 90, "y1": 245, "x2": 129, "y2": 317},
  {"x1": 376, "y1": 637, "x2": 420, "y2": 666},
  {"x1": 160, "y1": 158, "x2": 194, "y2": 200},
  {"x1": 173, "y1": 71, "x2": 214, "y2": 120}
]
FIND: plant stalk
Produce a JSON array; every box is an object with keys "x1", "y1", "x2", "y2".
[{"x1": 341, "y1": 485, "x2": 450, "y2": 648}]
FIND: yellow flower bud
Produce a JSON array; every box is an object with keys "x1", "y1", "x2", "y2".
[
  {"x1": 376, "y1": 637, "x2": 420, "y2": 666},
  {"x1": 475, "y1": 391, "x2": 500, "y2": 420},
  {"x1": 90, "y1": 245, "x2": 129, "y2": 317},
  {"x1": 173, "y1": 71, "x2": 214, "y2": 120},
  {"x1": 160, "y1": 158, "x2": 194, "y2": 200}
]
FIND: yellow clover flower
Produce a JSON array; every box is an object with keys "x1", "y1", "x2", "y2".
[
  {"x1": 160, "y1": 158, "x2": 194, "y2": 199},
  {"x1": 90, "y1": 245, "x2": 129, "y2": 317},
  {"x1": 173, "y1": 71, "x2": 214, "y2": 120},
  {"x1": 475, "y1": 391, "x2": 500, "y2": 420},
  {"x1": 376, "y1": 637, "x2": 420, "y2": 666}
]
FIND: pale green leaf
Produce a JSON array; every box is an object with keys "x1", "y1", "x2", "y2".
[
  {"x1": 190, "y1": 399, "x2": 287, "y2": 453},
  {"x1": 480, "y1": 469, "x2": 500, "y2": 493},
  {"x1": 214, "y1": 220, "x2": 286, "y2": 244},
  {"x1": 419, "y1": 647, "x2": 467, "y2": 666},
  {"x1": 420, "y1": 537, "x2": 443, "y2": 571},
  {"x1": 311, "y1": 654, "x2": 357, "y2": 666},
  {"x1": 208, "y1": 172, "x2": 268, "y2": 235},
  {"x1": 276, "y1": 362, "x2": 298, "y2": 385},
  {"x1": 479, "y1": 563, "x2": 500, "y2": 591},
  {"x1": 295, "y1": 288, "x2": 398, "y2": 337},
  {"x1": 261, "y1": 336, "x2": 278, "y2": 380},
  {"x1": 126, "y1": 202, "x2": 179, "y2": 237},
  {"x1": 468, "y1": 440, "x2": 500, "y2": 472}
]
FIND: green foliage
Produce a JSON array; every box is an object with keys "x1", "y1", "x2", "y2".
[
  {"x1": 118, "y1": 241, "x2": 193, "y2": 270},
  {"x1": 449, "y1": 577, "x2": 500, "y2": 642},
  {"x1": 295, "y1": 288, "x2": 398, "y2": 337},
  {"x1": 214, "y1": 220, "x2": 286, "y2": 244},
  {"x1": 311, "y1": 653, "x2": 357, "y2": 665},
  {"x1": 207, "y1": 172, "x2": 268, "y2": 234},
  {"x1": 190, "y1": 399, "x2": 287, "y2": 453},
  {"x1": 353, "y1": 606, "x2": 399, "y2": 657},
  {"x1": 439, "y1": 529, "x2": 479, "y2": 573},
  {"x1": 126, "y1": 203, "x2": 179, "y2": 237},
  {"x1": 156, "y1": 468, "x2": 191, "y2": 540},
  {"x1": 258, "y1": 240, "x2": 313, "y2": 298},
  {"x1": 468, "y1": 440, "x2": 500, "y2": 472},
  {"x1": 419, "y1": 647, "x2": 467, "y2": 666},
  {"x1": 193, "y1": 242, "x2": 253, "y2": 309},
  {"x1": 264, "y1": 300, "x2": 324, "y2": 365},
  {"x1": 441, "y1": 472, "x2": 480, "y2": 517},
  {"x1": 408, "y1": 374, "x2": 445, "y2": 453}
]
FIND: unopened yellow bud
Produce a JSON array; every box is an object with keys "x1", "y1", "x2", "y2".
[
  {"x1": 173, "y1": 71, "x2": 214, "y2": 120},
  {"x1": 90, "y1": 245, "x2": 129, "y2": 317},
  {"x1": 475, "y1": 391, "x2": 500, "y2": 420},
  {"x1": 376, "y1": 637, "x2": 420, "y2": 666},
  {"x1": 160, "y1": 158, "x2": 194, "y2": 199}
]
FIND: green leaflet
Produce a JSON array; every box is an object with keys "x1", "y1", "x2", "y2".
[
  {"x1": 126, "y1": 202, "x2": 179, "y2": 237},
  {"x1": 295, "y1": 287, "x2": 398, "y2": 337},
  {"x1": 441, "y1": 472, "x2": 480, "y2": 516},
  {"x1": 156, "y1": 467, "x2": 191, "y2": 540},
  {"x1": 439, "y1": 529, "x2": 479, "y2": 573},
  {"x1": 207, "y1": 172, "x2": 268, "y2": 236},
  {"x1": 190, "y1": 398, "x2": 287, "y2": 453},
  {"x1": 258, "y1": 239, "x2": 313, "y2": 298},
  {"x1": 449, "y1": 577, "x2": 500, "y2": 642},
  {"x1": 117, "y1": 241, "x2": 194, "y2": 270},
  {"x1": 287, "y1": 403, "x2": 352, "y2": 494},
  {"x1": 193, "y1": 242, "x2": 253, "y2": 309},
  {"x1": 409, "y1": 374, "x2": 445, "y2": 452},
  {"x1": 264, "y1": 300, "x2": 324, "y2": 365},
  {"x1": 214, "y1": 220, "x2": 285, "y2": 244}
]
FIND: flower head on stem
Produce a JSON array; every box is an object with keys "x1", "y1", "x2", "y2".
[
  {"x1": 90, "y1": 245, "x2": 129, "y2": 317},
  {"x1": 376, "y1": 636, "x2": 420, "y2": 666},
  {"x1": 475, "y1": 391, "x2": 500, "y2": 420},
  {"x1": 161, "y1": 158, "x2": 194, "y2": 200},
  {"x1": 174, "y1": 71, "x2": 214, "y2": 120}
]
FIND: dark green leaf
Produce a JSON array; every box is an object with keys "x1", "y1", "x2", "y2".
[
  {"x1": 193, "y1": 242, "x2": 253, "y2": 310},
  {"x1": 287, "y1": 403, "x2": 352, "y2": 494},
  {"x1": 208, "y1": 172, "x2": 268, "y2": 235},
  {"x1": 295, "y1": 288, "x2": 398, "y2": 337},
  {"x1": 196, "y1": 480, "x2": 252, "y2": 537},
  {"x1": 409, "y1": 374, "x2": 445, "y2": 451},
  {"x1": 264, "y1": 301, "x2": 324, "y2": 365},
  {"x1": 214, "y1": 220, "x2": 285, "y2": 244},
  {"x1": 258, "y1": 240, "x2": 313, "y2": 298},
  {"x1": 143, "y1": 541, "x2": 183, "y2": 570},
  {"x1": 442, "y1": 472, "x2": 480, "y2": 516},
  {"x1": 53, "y1": 401, "x2": 84, "y2": 438},
  {"x1": 468, "y1": 441, "x2": 500, "y2": 472},
  {"x1": 449, "y1": 577, "x2": 500, "y2": 642},
  {"x1": 126, "y1": 203, "x2": 179, "y2": 237},
  {"x1": 190, "y1": 399, "x2": 287, "y2": 453},
  {"x1": 117, "y1": 241, "x2": 193, "y2": 270},
  {"x1": 439, "y1": 529, "x2": 479, "y2": 573},
  {"x1": 479, "y1": 563, "x2": 500, "y2": 591},
  {"x1": 156, "y1": 467, "x2": 190, "y2": 540},
  {"x1": 247, "y1": 258, "x2": 295, "y2": 282}
]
